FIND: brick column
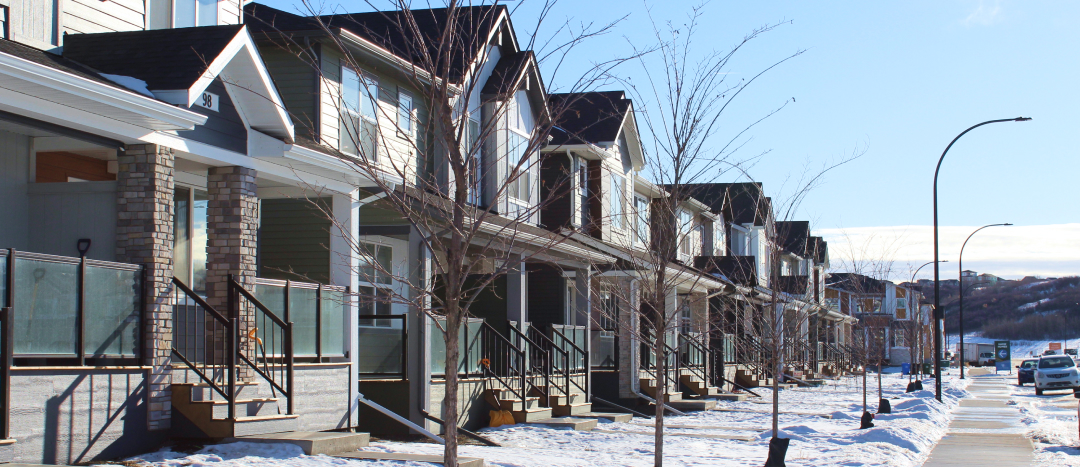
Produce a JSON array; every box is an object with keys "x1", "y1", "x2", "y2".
[
  {"x1": 204, "y1": 166, "x2": 259, "y2": 380},
  {"x1": 115, "y1": 144, "x2": 175, "y2": 431}
]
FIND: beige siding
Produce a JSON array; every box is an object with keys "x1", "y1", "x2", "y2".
[
  {"x1": 62, "y1": 0, "x2": 144, "y2": 35},
  {"x1": 9, "y1": 0, "x2": 59, "y2": 46},
  {"x1": 217, "y1": 0, "x2": 241, "y2": 25}
]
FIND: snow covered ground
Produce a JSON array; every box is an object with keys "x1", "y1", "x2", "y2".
[
  {"x1": 111, "y1": 371, "x2": 972, "y2": 467},
  {"x1": 998, "y1": 370, "x2": 1080, "y2": 467}
]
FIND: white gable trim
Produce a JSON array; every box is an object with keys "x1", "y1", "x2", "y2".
[{"x1": 151, "y1": 26, "x2": 294, "y2": 141}]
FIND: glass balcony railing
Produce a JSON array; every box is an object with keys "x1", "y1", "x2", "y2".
[
  {"x1": 254, "y1": 278, "x2": 347, "y2": 359},
  {"x1": 429, "y1": 317, "x2": 483, "y2": 376}
]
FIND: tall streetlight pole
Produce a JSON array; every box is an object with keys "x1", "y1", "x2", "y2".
[
  {"x1": 958, "y1": 223, "x2": 1012, "y2": 379},
  {"x1": 933, "y1": 117, "x2": 1030, "y2": 402},
  {"x1": 910, "y1": 260, "x2": 947, "y2": 380}
]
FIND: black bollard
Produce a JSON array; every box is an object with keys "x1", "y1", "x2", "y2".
[
  {"x1": 878, "y1": 398, "x2": 892, "y2": 414},
  {"x1": 860, "y1": 410, "x2": 875, "y2": 429},
  {"x1": 906, "y1": 382, "x2": 916, "y2": 393},
  {"x1": 764, "y1": 437, "x2": 790, "y2": 467}
]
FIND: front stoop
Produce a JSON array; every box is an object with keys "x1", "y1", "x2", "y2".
[
  {"x1": 640, "y1": 378, "x2": 682, "y2": 402},
  {"x1": 712, "y1": 393, "x2": 749, "y2": 401},
  {"x1": 337, "y1": 452, "x2": 485, "y2": 467},
  {"x1": 172, "y1": 383, "x2": 299, "y2": 438},
  {"x1": 525, "y1": 417, "x2": 598, "y2": 431},
  {"x1": 679, "y1": 375, "x2": 723, "y2": 398},
  {"x1": 576, "y1": 412, "x2": 633, "y2": 423},
  {"x1": 0, "y1": 439, "x2": 14, "y2": 464},
  {"x1": 668, "y1": 399, "x2": 717, "y2": 411},
  {"x1": 228, "y1": 432, "x2": 370, "y2": 455},
  {"x1": 486, "y1": 389, "x2": 554, "y2": 423}
]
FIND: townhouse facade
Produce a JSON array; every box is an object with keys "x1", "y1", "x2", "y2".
[
  {"x1": 826, "y1": 273, "x2": 929, "y2": 366},
  {"x1": 0, "y1": 0, "x2": 861, "y2": 463}
]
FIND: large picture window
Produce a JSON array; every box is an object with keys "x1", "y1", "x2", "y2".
[{"x1": 341, "y1": 68, "x2": 379, "y2": 160}]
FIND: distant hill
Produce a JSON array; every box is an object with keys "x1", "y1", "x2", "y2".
[{"x1": 914, "y1": 276, "x2": 1080, "y2": 340}]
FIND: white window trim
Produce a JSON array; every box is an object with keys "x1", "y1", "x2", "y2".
[
  {"x1": 610, "y1": 173, "x2": 626, "y2": 231},
  {"x1": 506, "y1": 127, "x2": 532, "y2": 204},
  {"x1": 397, "y1": 90, "x2": 413, "y2": 136},
  {"x1": 634, "y1": 194, "x2": 649, "y2": 245}
]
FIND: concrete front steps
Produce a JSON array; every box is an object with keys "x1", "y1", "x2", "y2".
[
  {"x1": 680, "y1": 374, "x2": 724, "y2": 397},
  {"x1": 640, "y1": 378, "x2": 682, "y2": 403},
  {"x1": 229, "y1": 431, "x2": 370, "y2": 455},
  {"x1": 172, "y1": 382, "x2": 299, "y2": 438},
  {"x1": 531, "y1": 387, "x2": 593, "y2": 416},
  {"x1": 485, "y1": 388, "x2": 553, "y2": 424}
]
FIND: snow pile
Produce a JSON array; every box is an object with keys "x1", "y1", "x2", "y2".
[
  {"x1": 1011, "y1": 384, "x2": 1080, "y2": 466},
  {"x1": 99, "y1": 73, "x2": 155, "y2": 97},
  {"x1": 114, "y1": 371, "x2": 969, "y2": 467}
]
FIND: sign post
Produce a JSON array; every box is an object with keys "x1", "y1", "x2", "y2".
[{"x1": 995, "y1": 341, "x2": 1011, "y2": 374}]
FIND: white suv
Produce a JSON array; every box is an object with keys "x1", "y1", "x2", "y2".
[{"x1": 1034, "y1": 355, "x2": 1080, "y2": 395}]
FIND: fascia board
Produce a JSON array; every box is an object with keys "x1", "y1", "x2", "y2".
[
  {"x1": 541, "y1": 143, "x2": 607, "y2": 160},
  {"x1": 281, "y1": 143, "x2": 397, "y2": 187},
  {"x1": 473, "y1": 219, "x2": 613, "y2": 263},
  {"x1": 337, "y1": 29, "x2": 459, "y2": 95},
  {"x1": 0, "y1": 51, "x2": 206, "y2": 130}
]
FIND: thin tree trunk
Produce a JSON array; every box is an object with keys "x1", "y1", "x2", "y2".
[
  {"x1": 654, "y1": 332, "x2": 665, "y2": 467},
  {"x1": 443, "y1": 309, "x2": 461, "y2": 467}
]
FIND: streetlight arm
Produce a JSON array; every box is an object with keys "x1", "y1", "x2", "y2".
[{"x1": 933, "y1": 118, "x2": 1030, "y2": 188}]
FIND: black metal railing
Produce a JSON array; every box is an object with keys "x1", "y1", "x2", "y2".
[
  {"x1": 2, "y1": 249, "x2": 143, "y2": 365},
  {"x1": 680, "y1": 333, "x2": 710, "y2": 388},
  {"x1": 357, "y1": 314, "x2": 407, "y2": 379},
  {"x1": 479, "y1": 321, "x2": 526, "y2": 403},
  {"x1": 528, "y1": 326, "x2": 569, "y2": 398},
  {"x1": 229, "y1": 275, "x2": 294, "y2": 415},
  {"x1": 549, "y1": 325, "x2": 589, "y2": 398},
  {"x1": 641, "y1": 334, "x2": 679, "y2": 395},
  {"x1": 171, "y1": 276, "x2": 236, "y2": 419},
  {"x1": 509, "y1": 324, "x2": 552, "y2": 401}
]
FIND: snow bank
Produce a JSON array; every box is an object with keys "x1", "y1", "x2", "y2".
[
  {"x1": 99, "y1": 73, "x2": 155, "y2": 97},
  {"x1": 116, "y1": 371, "x2": 969, "y2": 467}
]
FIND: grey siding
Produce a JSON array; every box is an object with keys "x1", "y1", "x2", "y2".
[
  {"x1": 9, "y1": 0, "x2": 59, "y2": 46},
  {"x1": 291, "y1": 364, "x2": 356, "y2": 431},
  {"x1": 259, "y1": 44, "x2": 319, "y2": 141},
  {"x1": 358, "y1": 203, "x2": 409, "y2": 226},
  {"x1": 9, "y1": 369, "x2": 164, "y2": 464},
  {"x1": 0, "y1": 131, "x2": 30, "y2": 250},
  {"x1": 258, "y1": 198, "x2": 331, "y2": 284},
  {"x1": 26, "y1": 180, "x2": 116, "y2": 261},
  {"x1": 176, "y1": 79, "x2": 247, "y2": 154}
]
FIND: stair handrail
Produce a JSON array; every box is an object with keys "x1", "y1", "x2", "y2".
[
  {"x1": 528, "y1": 327, "x2": 571, "y2": 399},
  {"x1": 679, "y1": 333, "x2": 710, "y2": 390},
  {"x1": 549, "y1": 325, "x2": 589, "y2": 398},
  {"x1": 170, "y1": 276, "x2": 236, "y2": 419},
  {"x1": 479, "y1": 321, "x2": 526, "y2": 404},
  {"x1": 228, "y1": 275, "x2": 294, "y2": 415},
  {"x1": 507, "y1": 325, "x2": 553, "y2": 402}
]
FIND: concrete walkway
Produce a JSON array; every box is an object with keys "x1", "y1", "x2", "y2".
[{"x1": 921, "y1": 372, "x2": 1034, "y2": 466}]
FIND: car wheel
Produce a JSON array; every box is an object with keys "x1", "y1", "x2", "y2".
[{"x1": 1036, "y1": 387, "x2": 1043, "y2": 396}]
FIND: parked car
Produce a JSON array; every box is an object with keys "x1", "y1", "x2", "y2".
[
  {"x1": 1017, "y1": 359, "x2": 1037, "y2": 386},
  {"x1": 978, "y1": 352, "x2": 995, "y2": 366},
  {"x1": 1035, "y1": 355, "x2": 1080, "y2": 395},
  {"x1": 1066, "y1": 349, "x2": 1078, "y2": 356}
]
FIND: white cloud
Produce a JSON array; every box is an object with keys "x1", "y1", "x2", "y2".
[
  {"x1": 818, "y1": 224, "x2": 1080, "y2": 281},
  {"x1": 964, "y1": 0, "x2": 1003, "y2": 26}
]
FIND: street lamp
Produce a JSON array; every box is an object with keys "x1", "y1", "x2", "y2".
[
  {"x1": 933, "y1": 117, "x2": 1030, "y2": 402},
  {"x1": 958, "y1": 223, "x2": 1013, "y2": 379},
  {"x1": 910, "y1": 260, "x2": 947, "y2": 379}
]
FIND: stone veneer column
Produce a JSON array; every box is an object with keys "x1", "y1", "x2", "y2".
[
  {"x1": 204, "y1": 166, "x2": 259, "y2": 380},
  {"x1": 115, "y1": 144, "x2": 175, "y2": 431}
]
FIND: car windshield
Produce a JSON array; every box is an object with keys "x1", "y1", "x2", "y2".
[
  {"x1": 1021, "y1": 361, "x2": 1037, "y2": 369},
  {"x1": 1039, "y1": 357, "x2": 1075, "y2": 369}
]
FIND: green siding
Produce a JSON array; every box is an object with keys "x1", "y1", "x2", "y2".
[
  {"x1": 260, "y1": 45, "x2": 319, "y2": 141},
  {"x1": 259, "y1": 198, "x2": 331, "y2": 284}
]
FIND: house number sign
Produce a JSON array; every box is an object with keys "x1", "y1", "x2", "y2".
[{"x1": 196, "y1": 91, "x2": 220, "y2": 112}]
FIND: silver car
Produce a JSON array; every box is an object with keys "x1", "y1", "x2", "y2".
[{"x1": 1035, "y1": 355, "x2": 1080, "y2": 395}]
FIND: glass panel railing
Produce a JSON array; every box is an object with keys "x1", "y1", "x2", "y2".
[
  {"x1": 84, "y1": 263, "x2": 140, "y2": 356},
  {"x1": 0, "y1": 251, "x2": 7, "y2": 308},
  {"x1": 357, "y1": 315, "x2": 403, "y2": 375},
  {"x1": 254, "y1": 281, "x2": 286, "y2": 356},
  {"x1": 289, "y1": 286, "x2": 318, "y2": 356},
  {"x1": 320, "y1": 287, "x2": 346, "y2": 357},
  {"x1": 13, "y1": 256, "x2": 78, "y2": 355},
  {"x1": 591, "y1": 330, "x2": 615, "y2": 368},
  {"x1": 429, "y1": 317, "x2": 483, "y2": 375}
]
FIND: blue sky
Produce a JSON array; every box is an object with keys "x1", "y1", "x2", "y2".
[{"x1": 254, "y1": 0, "x2": 1079, "y2": 279}]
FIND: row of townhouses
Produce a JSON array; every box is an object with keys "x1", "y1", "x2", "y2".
[
  {"x1": 0, "y1": 0, "x2": 863, "y2": 463},
  {"x1": 826, "y1": 274, "x2": 931, "y2": 367}
]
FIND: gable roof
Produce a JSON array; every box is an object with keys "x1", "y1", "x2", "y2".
[
  {"x1": 827, "y1": 273, "x2": 887, "y2": 294},
  {"x1": 548, "y1": 91, "x2": 631, "y2": 145},
  {"x1": 245, "y1": 2, "x2": 508, "y2": 84},
  {"x1": 480, "y1": 50, "x2": 550, "y2": 124},
  {"x1": 63, "y1": 25, "x2": 294, "y2": 140},
  {"x1": 775, "y1": 221, "x2": 809, "y2": 257},
  {"x1": 683, "y1": 182, "x2": 770, "y2": 226}
]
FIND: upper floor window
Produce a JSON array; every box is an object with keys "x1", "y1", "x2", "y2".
[
  {"x1": 506, "y1": 130, "x2": 531, "y2": 202},
  {"x1": 713, "y1": 222, "x2": 725, "y2": 255},
  {"x1": 341, "y1": 68, "x2": 379, "y2": 160},
  {"x1": 149, "y1": 0, "x2": 217, "y2": 29},
  {"x1": 634, "y1": 195, "x2": 649, "y2": 244},
  {"x1": 610, "y1": 174, "x2": 624, "y2": 230},
  {"x1": 465, "y1": 116, "x2": 482, "y2": 206},
  {"x1": 678, "y1": 209, "x2": 693, "y2": 257},
  {"x1": 397, "y1": 91, "x2": 413, "y2": 135},
  {"x1": 576, "y1": 157, "x2": 589, "y2": 226},
  {"x1": 0, "y1": 6, "x2": 9, "y2": 40}
]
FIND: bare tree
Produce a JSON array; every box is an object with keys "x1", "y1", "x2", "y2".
[{"x1": 250, "y1": 2, "x2": 633, "y2": 465}]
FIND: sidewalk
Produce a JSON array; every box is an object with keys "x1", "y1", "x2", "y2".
[{"x1": 922, "y1": 370, "x2": 1034, "y2": 466}]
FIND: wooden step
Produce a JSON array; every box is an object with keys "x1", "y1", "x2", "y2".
[
  {"x1": 171, "y1": 383, "x2": 298, "y2": 438},
  {"x1": 511, "y1": 406, "x2": 554, "y2": 423},
  {"x1": 552, "y1": 402, "x2": 592, "y2": 416}
]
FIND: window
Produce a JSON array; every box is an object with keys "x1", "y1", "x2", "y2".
[
  {"x1": 358, "y1": 242, "x2": 393, "y2": 327},
  {"x1": 0, "y1": 6, "x2": 8, "y2": 40},
  {"x1": 506, "y1": 130, "x2": 530, "y2": 201},
  {"x1": 598, "y1": 286, "x2": 617, "y2": 330},
  {"x1": 577, "y1": 157, "x2": 589, "y2": 226},
  {"x1": 397, "y1": 92, "x2": 413, "y2": 134},
  {"x1": 896, "y1": 298, "x2": 907, "y2": 309},
  {"x1": 678, "y1": 209, "x2": 693, "y2": 257},
  {"x1": 678, "y1": 294, "x2": 693, "y2": 334},
  {"x1": 340, "y1": 68, "x2": 379, "y2": 160},
  {"x1": 713, "y1": 222, "x2": 725, "y2": 255},
  {"x1": 149, "y1": 0, "x2": 217, "y2": 29},
  {"x1": 173, "y1": 187, "x2": 208, "y2": 293},
  {"x1": 610, "y1": 174, "x2": 624, "y2": 230},
  {"x1": 893, "y1": 330, "x2": 905, "y2": 347},
  {"x1": 466, "y1": 117, "x2": 482, "y2": 205},
  {"x1": 564, "y1": 280, "x2": 576, "y2": 325},
  {"x1": 634, "y1": 196, "x2": 649, "y2": 244}
]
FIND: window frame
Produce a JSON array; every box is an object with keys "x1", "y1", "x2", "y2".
[
  {"x1": 340, "y1": 67, "x2": 379, "y2": 160},
  {"x1": 358, "y1": 241, "x2": 395, "y2": 328},
  {"x1": 397, "y1": 91, "x2": 413, "y2": 135},
  {"x1": 609, "y1": 173, "x2": 625, "y2": 230},
  {"x1": 505, "y1": 128, "x2": 532, "y2": 203},
  {"x1": 634, "y1": 195, "x2": 650, "y2": 245}
]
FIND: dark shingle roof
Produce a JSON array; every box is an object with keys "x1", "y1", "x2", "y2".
[
  {"x1": 827, "y1": 273, "x2": 886, "y2": 294},
  {"x1": 682, "y1": 183, "x2": 769, "y2": 226},
  {"x1": 776, "y1": 221, "x2": 809, "y2": 257},
  {"x1": 481, "y1": 51, "x2": 533, "y2": 97},
  {"x1": 245, "y1": 3, "x2": 505, "y2": 83},
  {"x1": 809, "y1": 236, "x2": 828, "y2": 264},
  {"x1": 62, "y1": 25, "x2": 243, "y2": 91},
  {"x1": 0, "y1": 39, "x2": 136, "y2": 92},
  {"x1": 547, "y1": 91, "x2": 631, "y2": 146}
]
